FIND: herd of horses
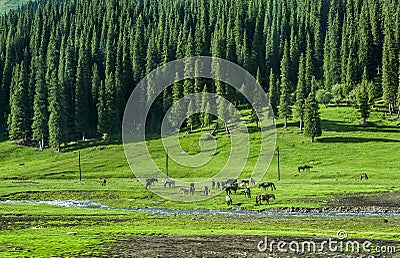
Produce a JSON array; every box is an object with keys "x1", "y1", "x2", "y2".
[
  {"x1": 144, "y1": 176, "x2": 277, "y2": 206},
  {"x1": 142, "y1": 164, "x2": 370, "y2": 207}
]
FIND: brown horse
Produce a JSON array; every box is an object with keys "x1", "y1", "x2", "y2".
[
  {"x1": 256, "y1": 194, "x2": 275, "y2": 205},
  {"x1": 360, "y1": 173, "x2": 368, "y2": 180}
]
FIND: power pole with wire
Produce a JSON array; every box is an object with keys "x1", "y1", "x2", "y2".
[
  {"x1": 277, "y1": 147, "x2": 280, "y2": 181},
  {"x1": 166, "y1": 149, "x2": 169, "y2": 177},
  {"x1": 79, "y1": 151, "x2": 82, "y2": 181}
]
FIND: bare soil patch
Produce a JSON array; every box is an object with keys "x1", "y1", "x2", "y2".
[{"x1": 104, "y1": 235, "x2": 400, "y2": 257}]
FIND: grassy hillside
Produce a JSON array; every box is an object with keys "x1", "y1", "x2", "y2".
[
  {"x1": 0, "y1": 105, "x2": 399, "y2": 257},
  {"x1": 0, "y1": 105, "x2": 399, "y2": 210},
  {"x1": 0, "y1": 0, "x2": 31, "y2": 14}
]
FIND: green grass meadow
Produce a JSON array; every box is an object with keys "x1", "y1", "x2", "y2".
[{"x1": 0, "y1": 105, "x2": 400, "y2": 256}]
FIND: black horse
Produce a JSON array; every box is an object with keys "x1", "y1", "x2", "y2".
[
  {"x1": 258, "y1": 182, "x2": 276, "y2": 191},
  {"x1": 256, "y1": 194, "x2": 275, "y2": 205},
  {"x1": 145, "y1": 178, "x2": 158, "y2": 189},
  {"x1": 223, "y1": 183, "x2": 238, "y2": 195},
  {"x1": 298, "y1": 165, "x2": 313, "y2": 172}
]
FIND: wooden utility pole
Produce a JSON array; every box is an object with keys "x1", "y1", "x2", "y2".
[
  {"x1": 277, "y1": 147, "x2": 280, "y2": 181},
  {"x1": 166, "y1": 149, "x2": 169, "y2": 177},
  {"x1": 79, "y1": 151, "x2": 82, "y2": 181}
]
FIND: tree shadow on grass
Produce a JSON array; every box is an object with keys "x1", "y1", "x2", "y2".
[
  {"x1": 319, "y1": 137, "x2": 400, "y2": 143},
  {"x1": 321, "y1": 120, "x2": 400, "y2": 134}
]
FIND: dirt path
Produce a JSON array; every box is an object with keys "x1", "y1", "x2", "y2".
[{"x1": 104, "y1": 235, "x2": 400, "y2": 257}]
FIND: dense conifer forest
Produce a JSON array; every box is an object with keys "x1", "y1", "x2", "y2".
[{"x1": 0, "y1": 0, "x2": 399, "y2": 150}]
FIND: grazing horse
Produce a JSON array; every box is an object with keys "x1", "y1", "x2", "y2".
[
  {"x1": 225, "y1": 178, "x2": 238, "y2": 185},
  {"x1": 244, "y1": 186, "x2": 251, "y2": 198},
  {"x1": 241, "y1": 179, "x2": 250, "y2": 185},
  {"x1": 101, "y1": 179, "x2": 107, "y2": 186},
  {"x1": 298, "y1": 165, "x2": 313, "y2": 172},
  {"x1": 250, "y1": 177, "x2": 256, "y2": 186},
  {"x1": 259, "y1": 182, "x2": 276, "y2": 191},
  {"x1": 226, "y1": 195, "x2": 232, "y2": 206},
  {"x1": 256, "y1": 194, "x2": 275, "y2": 205},
  {"x1": 178, "y1": 187, "x2": 190, "y2": 194},
  {"x1": 223, "y1": 183, "x2": 239, "y2": 195},
  {"x1": 204, "y1": 186, "x2": 210, "y2": 196},
  {"x1": 189, "y1": 183, "x2": 195, "y2": 195},
  {"x1": 163, "y1": 178, "x2": 175, "y2": 188},
  {"x1": 360, "y1": 173, "x2": 368, "y2": 180},
  {"x1": 145, "y1": 178, "x2": 158, "y2": 189}
]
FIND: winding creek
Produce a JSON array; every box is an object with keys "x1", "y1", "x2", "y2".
[{"x1": 2, "y1": 200, "x2": 400, "y2": 217}]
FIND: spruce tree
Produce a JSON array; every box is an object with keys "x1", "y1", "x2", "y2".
[
  {"x1": 304, "y1": 78, "x2": 322, "y2": 142},
  {"x1": 8, "y1": 62, "x2": 29, "y2": 140},
  {"x1": 382, "y1": 18, "x2": 398, "y2": 115},
  {"x1": 47, "y1": 31, "x2": 66, "y2": 152},
  {"x1": 296, "y1": 53, "x2": 306, "y2": 132},
  {"x1": 75, "y1": 37, "x2": 91, "y2": 140},
  {"x1": 32, "y1": 56, "x2": 48, "y2": 150},
  {"x1": 268, "y1": 69, "x2": 279, "y2": 118},
  {"x1": 279, "y1": 41, "x2": 292, "y2": 129},
  {"x1": 355, "y1": 67, "x2": 372, "y2": 125}
]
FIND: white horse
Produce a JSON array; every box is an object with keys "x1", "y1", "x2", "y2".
[
  {"x1": 225, "y1": 195, "x2": 232, "y2": 206},
  {"x1": 179, "y1": 187, "x2": 190, "y2": 194}
]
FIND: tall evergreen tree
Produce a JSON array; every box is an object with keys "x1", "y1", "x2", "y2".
[
  {"x1": 296, "y1": 53, "x2": 307, "y2": 132},
  {"x1": 47, "y1": 31, "x2": 66, "y2": 152},
  {"x1": 8, "y1": 62, "x2": 29, "y2": 140},
  {"x1": 279, "y1": 41, "x2": 292, "y2": 128},
  {"x1": 382, "y1": 15, "x2": 398, "y2": 115},
  {"x1": 32, "y1": 55, "x2": 48, "y2": 150},
  {"x1": 268, "y1": 69, "x2": 279, "y2": 117},
  {"x1": 304, "y1": 77, "x2": 322, "y2": 142},
  {"x1": 75, "y1": 36, "x2": 92, "y2": 140},
  {"x1": 355, "y1": 67, "x2": 373, "y2": 125}
]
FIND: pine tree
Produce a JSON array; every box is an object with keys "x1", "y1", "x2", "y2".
[
  {"x1": 8, "y1": 62, "x2": 29, "y2": 140},
  {"x1": 32, "y1": 55, "x2": 48, "y2": 150},
  {"x1": 382, "y1": 13, "x2": 398, "y2": 115},
  {"x1": 75, "y1": 36, "x2": 92, "y2": 140},
  {"x1": 1, "y1": 27, "x2": 15, "y2": 133},
  {"x1": 279, "y1": 41, "x2": 292, "y2": 129},
  {"x1": 358, "y1": 1, "x2": 375, "y2": 80},
  {"x1": 296, "y1": 53, "x2": 306, "y2": 132},
  {"x1": 47, "y1": 31, "x2": 66, "y2": 152},
  {"x1": 250, "y1": 67, "x2": 263, "y2": 129},
  {"x1": 170, "y1": 72, "x2": 185, "y2": 129},
  {"x1": 186, "y1": 98, "x2": 196, "y2": 132},
  {"x1": 268, "y1": 69, "x2": 279, "y2": 117},
  {"x1": 132, "y1": 15, "x2": 146, "y2": 84},
  {"x1": 355, "y1": 67, "x2": 372, "y2": 125},
  {"x1": 323, "y1": 10, "x2": 341, "y2": 90},
  {"x1": 304, "y1": 78, "x2": 322, "y2": 142}
]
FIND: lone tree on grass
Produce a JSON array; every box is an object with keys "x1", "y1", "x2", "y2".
[
  {"x1": 304, "y1": 78, "x2": 322, "y2": 142},
  {"x1": 355, "y1": 67, "x2": 375, "y2": 126}
]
